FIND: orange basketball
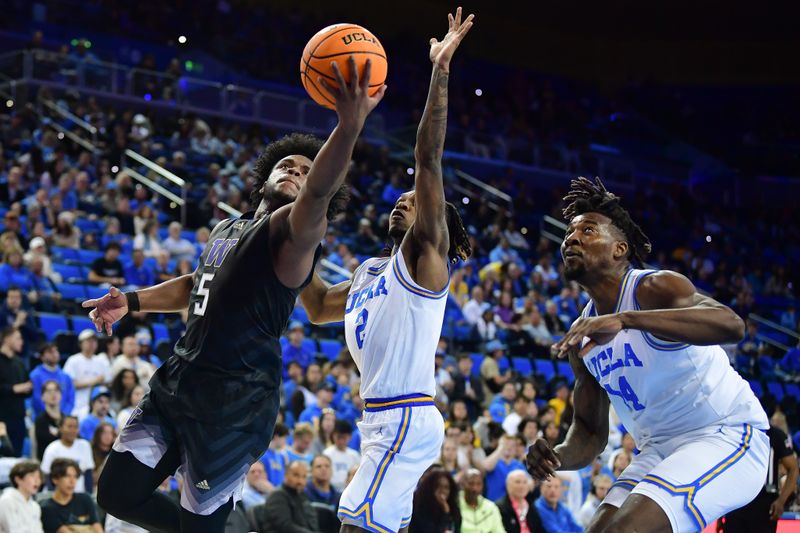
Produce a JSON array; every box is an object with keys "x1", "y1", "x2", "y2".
[{"x1": 300, "y1": 24, "x2": 388, "y2": 110}]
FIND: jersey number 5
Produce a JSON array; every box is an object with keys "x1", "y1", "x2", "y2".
[{"x1": 194, "y1": 273, "x2": 214, "y2": 316}]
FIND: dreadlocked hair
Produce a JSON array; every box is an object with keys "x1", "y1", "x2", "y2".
[
  {"x1": 445, "y1": 201, "x2": 472, "y2": 264},
  {"x1": 250, "y1": 133, "x2": 350, "y2": 221},
  {"x1": 562, "y1": 176, "x2": 651, "y2": 266}
]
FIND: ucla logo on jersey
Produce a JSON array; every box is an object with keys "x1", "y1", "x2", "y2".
[
  {"x1": 205, "y1": 238, "x2": 238, "y2": 267},
  {"x1": 586, "y1": 343, "x2": 643, "y2": 380},
  {"x1": 345, "y1": 276, "x2": 389, "y2": 315}
]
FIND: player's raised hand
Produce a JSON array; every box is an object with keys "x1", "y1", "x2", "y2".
[
  {"x1": 81, "y1": 286, "x2": 128, "y2": 336},
  {"x1": 319, "y1": 56, "x2": 387, "y2": 130},
  {"x1": 554, "y1": 314, "x2": 624, "y2": 359},
  {"x1": 429, "y1": 6, "x2": 475, "y2": 72},
  {"x1": 525, "y1": 438, "x2": 562, "y2": 481}
]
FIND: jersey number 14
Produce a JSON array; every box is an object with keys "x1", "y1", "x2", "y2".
[{"x1": 604, "y1": 376, "x2": 645, "y2": 411}]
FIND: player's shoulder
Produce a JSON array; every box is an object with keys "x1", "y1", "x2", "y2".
[{"x1": 634, "y1": 269, "x2": 695, "y2": 308}]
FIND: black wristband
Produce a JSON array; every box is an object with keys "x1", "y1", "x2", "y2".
[{"x1": 124, "y1": 291, "x2": 140, "y2": 312}]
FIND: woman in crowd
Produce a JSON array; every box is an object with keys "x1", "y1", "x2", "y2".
[
  {"x1": 116, "y1": 384, "x2": 145, "y2": 429},
  {"x1": 310, "y1": 408, "x2": 337, "y2": 456},
  {"x1": 90, "y1": 422, "x2": 116, "y2": 489},
  {"x1": 52, "y1": 211, "x2": 81, "y2": 249},
  {"x1": 409, "y1": 465, "x2": 461, "y2": 533},
  {"x1": 34, "y1": 380, "x2": 64, "y2": 461}
]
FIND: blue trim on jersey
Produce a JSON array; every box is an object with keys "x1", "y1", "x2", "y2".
[
  {"x1": 366, "y1": 260, "x2": 389, "y2": 276},
  {"x1": 364, "y1": 393, "x2": 435, "y2": 412},
  {"x1": 614, "y1": 269, "x2": 635, "y2": 313},
  {"x1": 639, "y1": 424, "x2": 753, "y2": 531},
  {"x1": 391, "y1": 255, "x2": 448, "y2": 299},
  {"x1": 338, "y1": 407, "x2": 413, "y2": 533},
  {"x1": 611, "y1": 478, "x2": 639, "y2": 491}
]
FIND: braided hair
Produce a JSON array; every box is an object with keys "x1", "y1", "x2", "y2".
[
  {"x1": 562, "y1": 177, "x2": 651, "y2": 266},
  {"x1": 445, "y1": 201, "x2": 472, "y2": 264}
]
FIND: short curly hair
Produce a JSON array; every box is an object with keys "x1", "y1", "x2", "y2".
[{"x1": 250, "y1": 133, "x2": 349, "y2": 221}]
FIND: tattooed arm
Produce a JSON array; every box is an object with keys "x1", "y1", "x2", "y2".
[{"x1": 403, "y1": 8, "x2": 474, "y2": 291}]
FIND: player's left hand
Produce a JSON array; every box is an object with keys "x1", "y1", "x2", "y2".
[
  {"x1": 554, "y1": 314, "x2": 624, "y2": 358},
  {"x1": 769, "y1": 498, "x2": 785, "y2": 521},
  {"x1": 429, "y1": 6, "x2": 475, "y2": 72}
]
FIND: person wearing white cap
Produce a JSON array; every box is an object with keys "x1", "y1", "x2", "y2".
[
  {"x1": 23, "y1": 236, "x2": 54, "y2": 279},
  {"x1": 63, "y1": 330, "x2": 111, "y2": 417}
]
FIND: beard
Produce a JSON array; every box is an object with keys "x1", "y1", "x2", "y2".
[
  {"x1": 388, "y1": 224, "x2": 408, "y2": 243},
  {"x1": 263, "y1": 187, "x2": 295, "y2": 211},
  {"x1": 563, "y1": 262, "x2": 586, "y2": 281}
]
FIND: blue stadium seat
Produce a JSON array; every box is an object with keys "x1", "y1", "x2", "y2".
[
  {"x1": 85, "y1": 285, "x2": 108, "y2": 300},
  {"x1": 38, "y1": 313, "x2": 69, "y2": 341},
  {"x1": 766, "y1": 381, "x2": 784, "y2": 402},
  {"x1": 77, "y1": 249, "x2": 104, "y2": 265},
  {"x1": 56, "y1": 283, "x2": 88, "y2": 301},
  {"x1": 291, "y1": 306, "x2": 310, "y2": 326},
  {"x1": 319, "y1": 339, "x2": 343, "y2": 361},
  {"x1": 557, "y1": 361, "x2": 575, "y2": 384},
  {"x1": 152, "y1": 323, "x2": 170, "y2": 345},
  {"x1": 50, "y1": 247, "x2": 80, "y2": 262},
  {"x1": 747, "y1": 380, "x2": 763, "y2": 398},
  {"x1": 301, "y1": 338, "x2": 317, "y2": 354},
  {"x1": 53, "y1": 263, "x2": 84, "y2": 281},
  {"x1": 280, "y1": 336, "x2": 289, "y2": 353},
  {"x1": 71, "y1": 315, "x2": 94, "y2": 334},
  {"x1": 470, "y1": 353, "x2": 484, "y2": 377},
  {"x1": 786, "y1": 383, "x2": 800, "y2": 400},
  {"x1": 512, "y1": 357, "x2": 532, "y2": 377},
  {"x1": 535, "y1": 359, "x2": 555, "y2": 382},
  {"x1": 497, "y1": 356, "x2": 510, "y2": 373}
]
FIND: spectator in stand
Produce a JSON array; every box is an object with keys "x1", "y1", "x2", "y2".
[
  {"x1": 52, "y1": 211, "x2": 81, "y2": 249},
  {"x1": 0, "y1": 326, "x2": 30, "y2": 455},
  {"x1": 252, "y1": 461, "x2": 319, "y2": 533},
  {"x1": 535, "y1": 476, "x2": 581, "y2": 533},
  {"x1": 0, "y1": 460, "x2": 43, "y2": 533},
  {"x1": 299, "y1": 383, "x2": 336, "y2": 428},
  {"x1": 40, "y1": 458, "x2": 102, "y2": 533},
  {"x1": 286, "y1": 423, "x2": 315, "y2": 464},
  {"x1": 0, "y1": 166, "x2": 26, "y2": 205},
  {"x1": 353, "y1": 217, "x2": 381, "y2": 256},
  {"x1": 153, "y1": 249, "x2": 175, "y2": 282},
  {"x1": 440, "y1": 437, "x2": 466, "y2": 484},
  {"x1": 116, "y1": 384, "x2": 144, "y2": 429},
  {"x1": 261, "y1": 423, "x2": 290, "y2": 489},
  {"x1": 241, "y1": 461, "x2": 272, "y2": 509},
  {"x1": 304, "y1": 454, "x2": 340, "y2": 510},
  {"x1": 283, "y1": 320, "x2": 314, "y2": 373},
  {"x1": 27, "y1": 256, "x2": 62, "y2": 311},
  {"x1": 503, "y1": 396, "x2": 531, "y2": 437},
  {"x1": 611, "y1": 449, "x2": 633, "y2": 480},
  {"x1": 41, "y1": 417, "x2": 94, "y2": 494},
  {"x1": 133, "y1": 220, "x2": 164, "y2": 258},
  {"x1": 462, "y1": 286, "x2": 486, "y2": 326},
  {"x1": 779, "y1": 305, "x2": 796, "y2": 331},
  {"x1": 23, "y1": 236, "x2": 53, "y2": 278},
  {"x1": 100, "y1": 216, "x2": 132, "y2": 251},
  {"x1": 458, "y1": 468, "x2": 504, "y2": 533},
  {"x1": 90, "y1": 422, "x2": 115, "y2": 488},
  {"x1": 34, "y1": 380, "x2": 65, "y2": 461},
  {"x1": 548, "y1": 381, "x2": 570, "y2": 425},
  {"x1": 0, "y1": 287, "x2": 36, "y2": 363},
  {"x1": 576, "y1": 474, "x2": 611, "y2": 527},
  {"x1": 2, "y1": 210, "x2": 28, "y2": 249},
  {"x1": 475, "y1": 307, "x2": 498, "y2": 342},
  {"x1": 409, "y1": 466, "x2": 461, "y2": 533},
  {"x1": 381, "y1": 172, "x2": 406, "y2": 206},
  {"x1": 480, "y1": 340, "x2": 512, "y2": 407},
  {"x1": 109, "y1": 368, "x2": 138, "y2": 413},
  {"x1": 484, "y1": 435, "x2": 526, "y2": 501},
  {"x1": 543, "y1": 300, "x2": 567, "y2": 336},
  {"x1": 494, "y1": 291, "x2": 515, "y2": 327},
  {"x1": 30, "y1": 342, "x2": 75, "y2": 417},
  {"x1": 162, "y1": 221, "x2": 196, "y2": 262},
  {"x1": 79, "y1": 386, "x2": 117, "y2": 440},
  {"x1": 88, "y1": 241, "x2": 126, "y2": 286},
  {"x1": 0, "y1": 250, "x2": 33, "y2": 291},
  {"x1": 113, "y1": 196, "x2": 136, "y2": 235},
  {"x1": 518, "y1": 417, "x2": 539, "y2": 448},
  {"x1": 194, "y1": 226, "x2": 210, "y2": 257},
  {"x1": 497, "y1": 470, "x2": 545, "y2": 533},
  {"x1": 124, "y1": 248, "x2": 155, "y2": 289},
  {"x1": 64, "y1": 329, "x2": 111, "y2": 417},
  {"x1": 310, "y1": 409, "x2": 337, "y2": 456},
  {"x1": 451, "y1": 354, "x2": 484, "y2": 420},
  {"x1": 324, "y1": 419, "x2": 360, "y2": 493},
  {"x1": 110, "y1": 335, "x2": 156, "y2": 387}
]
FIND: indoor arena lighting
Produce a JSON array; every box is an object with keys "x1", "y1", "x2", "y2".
[
  {"x1": 111, "y1": 166, "x2": 119, "y2": 173},
  {"x1": 475, "y1": 88, "x2": 483, "y2": 96},
  {"x1": 178, "y1": 35, "x2": 188, "y2": 44},
  {"x1": 706, "y1": 235, "x2": 712, "y2": 243},
  {"x1": 462, "y1": 197, "x2": 470, "y2": 205},
  {"x1": 57, "y1": 132, "x2": 64, "y2": 140},
  {"x1": 406, "y1": 167, "x2": 414, "y2": 175},
  {"x1": 5, "y1": 100, "x2": 12, "y2": 108}
]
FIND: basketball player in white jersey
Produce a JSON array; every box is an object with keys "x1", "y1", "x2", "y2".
[
  {"x1": 525, "y1": 177, "x2": 769, "y2": 533},
  {"x1": 300, "y1": 8, "x2": 474, "y2": 533}
]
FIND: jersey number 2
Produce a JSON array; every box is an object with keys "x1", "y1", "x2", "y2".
[
  {"x1": 194, "y1": 273, "x2": 214, "y2": 316},
  {"x1": 355, "y1": 309, "x2": 368, "y2": 349}
]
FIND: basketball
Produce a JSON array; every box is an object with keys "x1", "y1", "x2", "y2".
[{"x1": 300, "y1": 24, "x2": 388, "y2": 110}]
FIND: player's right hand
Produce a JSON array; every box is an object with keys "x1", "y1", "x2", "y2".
[
  {"x1": 318, "y1": 56, "x2": 386, "y2": 130},
  {"x1": 81, "y1": 286, "x2": 128, "y2": 336},
  {"x1": 525, "y1": 438, "x2": 562, "y2": 481}
]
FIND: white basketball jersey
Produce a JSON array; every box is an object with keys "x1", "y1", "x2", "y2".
[
  {"x1": 343, "y1": 250, "x2": 448, "y2": 400},
  {"x1": 581, "y1": 269, "x2": 768, "y2": 448}
]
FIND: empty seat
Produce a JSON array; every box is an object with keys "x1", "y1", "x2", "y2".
[
  {"x1": 152, "y1": 323, "x2": 170, "y2": 345},
  {"x1": 747, "y1": 380, "x2": 764, "y2": 398},
  {"x1": 53, "y1": 263, "x2": 84, "y2": 281},
  {"x1": 766, "y1": 381, "x2": 784, "y2": 402},
  {"x1": 77, "y1": 249, "x2": 104, "y2": 265},
  {"x1": 557, "y1": 361, "x2": 575, "y2": 384},
  {"x1": 512, "y1": 357, "x2": 533, "y2": 377},
  {"x1": 291, "y1": 306, "x2": 310, "y2": 326},
  {"x1": 38, "y1": 313, "x2": 69, "y2": 341},
  {"x1": 56, "y1": 283, "x2": 88, "y2": 301},
  {"x1": 50, "y1": 247, "x2": 80, "y2": 262},
  {"x1": 319, "y1": 339, "x2": 343, "y2": 361},
  {"x1": 470, "y1": 353, "x2": 484, "y2": 377},
  {"x1": 535, "y1": 359, "x2": 555, "y2": 383},
  {"x1": 71, "y1": 315, "x2": 94, "y2": 334},
  {"x1": 301, "y1": 338, "x2": 317, "y2": 354}
]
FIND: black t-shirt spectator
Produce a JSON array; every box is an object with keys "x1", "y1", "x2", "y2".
[
  {"x1": 35, "y1": 411, "x2": 61, "y2": 461},
  {"x1": 766, "y1": 426, "x2": 795, "y2": 494},
  {"x1": 40, "y1": 493, "x2": 100, "y2": 533},
  {"x1": 90, "y1": 257, "x2": 125, "y2": 281}
]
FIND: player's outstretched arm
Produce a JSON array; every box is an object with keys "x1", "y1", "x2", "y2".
[
  {"x1": 81, "y1": 275, "x2": 194, "y2": 335},
  {"x1": 299, "y1": 271, "x2": 351, "y2": 324},
  {"x1": 271, "y1": 57, "x2": 386, "y2": 289},
  {"x1": 527, "y1": 352, "x2": 609, "y2": 479}
]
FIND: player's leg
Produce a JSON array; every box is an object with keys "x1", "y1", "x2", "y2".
[
  {"x1": 98, "y1": 396, "x2": 182, "y2": 532},
  {"x1": 179, "y1": 497, "x2": 234, "y2": 532},
  {"x1": 623, "y1": 424, "x2": 769, "y2": 533},
  {"x1": 98, "y1": 447, "x2": 182, "y2": 533},
  {"x1": 600, "y1": 493, "x2": 672, "y2": 533},
  {"x1": 584, "y1": 503, "x2": 620, "y2": 533}
]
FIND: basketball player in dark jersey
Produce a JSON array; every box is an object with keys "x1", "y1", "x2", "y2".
[{"x1": 82, "y1": 59, "x2": 385, "y2": 533}]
